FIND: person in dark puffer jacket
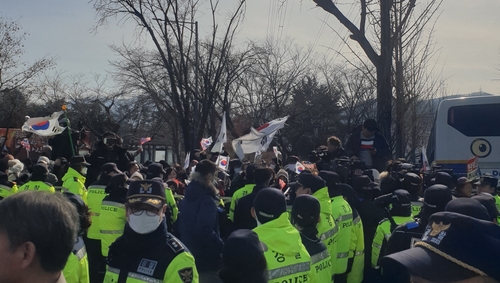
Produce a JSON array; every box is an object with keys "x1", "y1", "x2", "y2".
[{"x1": 178, "y1": 160, "x2": 224, "y2": 283}]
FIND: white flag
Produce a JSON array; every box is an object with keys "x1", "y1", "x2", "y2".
[
  {"x1": 216, "y1": 155, "x2": 229, "y2": 171},
  {"x1": 295, "y1": 161, "x2": 305, "y2": 174},
  {"x1": 22, "y1": 111, "x2": 66, "y2": 136},
  {"x1": 183, "y1": 152, "x2": 191, "y2": 170},
  {"x1": 200, "y1": 137, "x2": 213, "y2": 151},
  {"x1": 231, "y1": 116, "x2": 289, "y2": 160},
  {"x1": 211, "y1": 112, "x2": 227, "y2": 153}
]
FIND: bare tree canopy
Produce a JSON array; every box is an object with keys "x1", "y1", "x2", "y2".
[{"x1": 0, "y1": 17, "x2": 55, "y2": 92}]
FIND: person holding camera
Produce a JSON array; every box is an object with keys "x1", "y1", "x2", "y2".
[
  {"x1": 315, "y1": 136, "x2": 346, "y2": 171},
  {"x1": 345, "y1": 119, "x2": 390, "y2": 173},
  {"x1": 371, "y1": 189, "x2": 414, "y2": 270}
]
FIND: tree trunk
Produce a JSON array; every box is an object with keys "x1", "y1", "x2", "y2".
[{"x1": 378, "y1": 0, "x2": 393, "y2": 157}]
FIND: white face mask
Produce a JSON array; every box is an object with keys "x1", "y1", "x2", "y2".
[
  {"x1": 80, "y1": 167, "x2": 88, "y2": 176},
  {"x1": 128, "y1": 213, "x2": 162, "y2": 234}
]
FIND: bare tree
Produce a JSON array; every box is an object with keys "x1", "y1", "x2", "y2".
[
  {"x1": 0, "y1": 17, "x2": 55, "y2": 93},
  {"x1": 91, "y1": 0, "x2": 246, "y2": 152},
  {"x1": 311, "y1": 0, "x2": 398, "y2": 146}
]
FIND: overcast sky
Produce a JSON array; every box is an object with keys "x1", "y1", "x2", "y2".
[{"x1": 3, "y1": 0, "x2": 500, "y2": 95}]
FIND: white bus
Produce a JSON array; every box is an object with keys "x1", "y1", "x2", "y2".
[{"x1": 428, "y1": 95, "x2": 500, "y2": 176}]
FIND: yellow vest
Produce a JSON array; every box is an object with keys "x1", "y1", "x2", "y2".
[
  {"x1": 99, "y1": 200, "x2": 126, "y2": 256},
  {"x1": 331, "y1": 195, "x2": 354, "y2": 274},
  {"x1": 0, "y1": 183, "x2": 18, "y2": 199},
  {"x1": 62, "y1": 168, "x2": 88, "y2": 203},
  {"x1": 312, "y1": 188, "x2": 338, "y2": 276},
  {"x1": 411, "y1": 201, "x2": 423, "y2": 217},
  {"x1": 371, "y1": 215, "x2": 413, "y2": 268},
  {"x1": 494, "y1": 195, "x2": 500, "y2": 224},
  {"x1": 347, "y1": 214, "x2": 365, "y2": 283},
  {"x1": 253, "y1": 213, "x2": 313, "y2": 283},
  {"x1": 19, "y1": 181, "x2": 55, "y2": 193},
  {"x1": 229, "y1": 184, "x2": 254, "y2": 221},
  {"x1": 63, "y1": 237, "x2": 90, "y2": 283},
  {"x1": 87, "y1": 185, "x2": 107, "y2": 240},
  {"x1": 310, "y1": 248, "x2": 333, "y2": 283},
  {"x1": 103, "y1": 246, "x2": 199, "y2": 283},
  {"x1": 165, "y1": 188, "x2": 179, "y2": 222}
]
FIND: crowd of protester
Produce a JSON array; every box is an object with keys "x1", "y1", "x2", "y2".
[{"x1": 0, "y1": 118, "x2": 499, "y2": 283}]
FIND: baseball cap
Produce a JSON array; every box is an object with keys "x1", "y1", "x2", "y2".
[
  {"x1": 433, "y1": 171, "x2": 453, "y2": 189},
  {"x1": 70, "y1": 155, "x2": 90, "y2": 167},
  {"x1": 253, "y1": 188, "x2": 286, "y2": 223},
  {"x1": 126, "y1": 180, "x2": 166, "y2": 209},
  {"x1": 477, "y1": 174, "x2": 498, "y2": 188},
  {"x1": 402, "y1": 173, "x2": 421, "y2": 193},
  {"x1": 445, "y1": 198, "x2": 490, "y2": 221},
  {"x1": 472, "y1": 193, "x2": 499, "y2": 221},
  {"x1": 318, "y1": 170, "x2": 340, "y2": 187},
  {"x1": 102, "y1": 162, "x2": 122, "y2": 174},
  {"x1": 381, "y1": 212, "x2": 500, "y2": 282},
  {"x1": 297, "y1": 172, "x2": 326, "y2": 193},
  {"x1": 291, "y1": 195, "x2": 321, "y2": 228},
  {"x1": 456, "y1": 176, "x2": 473, "y2": 186},
  {"x1": 392, "y1": 189, "x2": 411, "y2": 208},
  {"x1": 37, "y1": 156, "x2": 50, "y2": 165},
  {"x1": 422, "y1": 184, "x2": 452, "y2": 211},
  {"x1": 147, "y1": 163, "x2": 166, "y2": 177},
  {"x1": 32, "y1": 163, "x2": 49, "y2": 176}
]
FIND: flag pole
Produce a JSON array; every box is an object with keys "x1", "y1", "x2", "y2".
[{"x1": 62, "y1": 105, "x2": 76, "y2": 157}]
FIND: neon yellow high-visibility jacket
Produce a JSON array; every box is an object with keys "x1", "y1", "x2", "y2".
[
  {"x1": 19, "y1": 181, "x2": 55, "y2": 193},
  {"x1": 253, "y1": 212, "x2": 313, "y2": 283},
  {"x1": 63, "y1": 237, "x2": 90, "y2": 283},
  {"x1": 331, "y1": 194, "x2": 353, "y2": 274},
  {"x1": 411, "y1": 201, "x2": 423, "y2": 217},
  {"x1": 99, "y1": 199, "x2": 126, "y2": 257},
  {"x1": 494, "y1": 195, "x2": 500, "y2": 224},
  {"x1": 347, "y1": 212, "x2": 365, "y2": 283},
  {"x1": 165, "y1": 188, "x2": 179, "y2": 222},
  {"x1": 312, "y1": 187, "x2": 338, "y2": 275},
  {"x1": 371, "y1": 215, "x2": 413, "y2": 268},
  {"x1": 104, "y1": 223, "x2": 199, "y2": 283},
  {"x1": 229, "y1": 183, "x2": 254, "y2": 221},
  {"x1": 0, "y1": 183, "x2": 18, "y2": 199},
  {"x1": 299, "y1": 228, "x2": 334, "y2": 283},
  {"x1": 86, "y1": 184, "x2": 107, "y2": 240},
  {"x1": 62, "y1": 168, "x2": 88, "y2": 203}
]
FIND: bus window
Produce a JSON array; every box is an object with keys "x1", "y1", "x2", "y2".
[{"x1": 447, "y1": 103, "x2": 500, "y2": 137}]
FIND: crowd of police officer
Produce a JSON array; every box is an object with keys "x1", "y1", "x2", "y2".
[{"x1": 1, "y1": 118, "x2": 500, "y2": 283}]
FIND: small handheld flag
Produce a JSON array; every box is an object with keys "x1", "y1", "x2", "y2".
[
  {"x1": 20, "y1": 139, "x2": 31, "y2": 151},
  {"x1": 295, "y1": 161, "x2": 305, "y2": 174},
  {"x1": 200, "y1": 137, "x2": 213, "y2": 151},
  {"x1": 140, "y1": 137, "x2": 152, "y2": 145}
]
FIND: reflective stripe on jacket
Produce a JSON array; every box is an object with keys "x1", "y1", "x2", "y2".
[
  {"x1": 87, "y1": 185, "x2": 107, "y2": 239},
  {"x1": 331, "y1": 194, "x2": 354, "y2": 274},
  {"x1": 253, "y1": 213, "x2": 312, "y2": 283},
  {"x1": 99, "y1": 200, "x2": 126, "y2": 256}
]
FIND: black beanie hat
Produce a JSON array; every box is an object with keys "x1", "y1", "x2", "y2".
[
  {"x1": 291, "y1": 195, "x2": 321, "y2": 228},
  {"x1": 253, "y1": 188, "x2": 286, "y2": 224}
]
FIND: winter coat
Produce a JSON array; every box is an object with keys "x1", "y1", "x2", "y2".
[
  {"x1": 178, "y1": 172, "x2": 223, "y2": 272},
  {"x1": 344, "y1": 126, "x2": 391, "y2": 172}
]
